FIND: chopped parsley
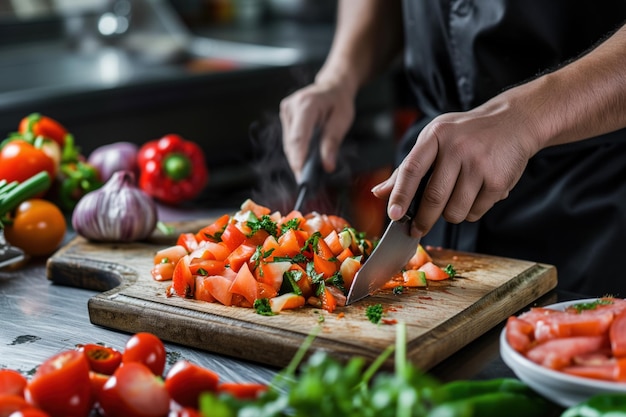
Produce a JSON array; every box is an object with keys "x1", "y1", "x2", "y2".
[
  {"x1": 366, "y1": 304, "x2": 384, "y2": 324},
  {"x1": 247, "y1": 215, "x2": 278, "y2": 237},
  {"x1": 444, "y1": 264, "x2": 457, "y2": 278},
  {"x1": 253, "y1": 298, "x2": 275, "y2": 316},
  {"x1": 280, "y1": 218, "x2": 301, "y2": 234},
  {"x1": 571, "y1": 298, "x2": 614, "y2": 313}
]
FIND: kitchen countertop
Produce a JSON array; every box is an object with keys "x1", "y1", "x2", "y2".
[{"x1": 0, "y1": 204, "x2": 573, "y2": 414}]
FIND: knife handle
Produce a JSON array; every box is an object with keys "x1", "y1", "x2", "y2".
[
  {"x1": 405, "y1": 167, "x2": 433, "y2": 221},
  {"x1": 297, "y1": 127, "x2": 322, "y2": 188}
]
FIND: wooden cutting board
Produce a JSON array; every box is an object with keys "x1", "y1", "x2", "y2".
[{"x1": 46, "y1": 218, "x2": 557, "y2": 371}]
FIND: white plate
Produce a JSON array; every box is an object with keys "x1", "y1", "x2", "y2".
[{"x1": 500, "y1": 298, "x2": 626, "y2": 408}]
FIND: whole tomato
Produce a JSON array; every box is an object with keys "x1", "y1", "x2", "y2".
[
  {"x1": 18, "y1": 113, "x2": 68, "y2": 148},
  {"x1": 0, "y1": 140, "x2": 56, "y2": 184},
  {"x1": 122, "y1": 333, "x2": 166, "y2": 376},
  {"x1": 4, "y1": 199, "x2": 66, "y2": 257},
  {"x1": 24, "y1": 350, "x2": 93, "y2": 417},
  {"x1": 97, "y1": 362, "x2": 170, "y2": 417},
  {"x1": 164, "y1": 360, "x2": 219, "y2": 408},
  {"x1": 0, "y1": 369, "x2": 28, "y2": 397},
  {"x1": 76, "y1": 344, "x2": 122, "y2": 375}
]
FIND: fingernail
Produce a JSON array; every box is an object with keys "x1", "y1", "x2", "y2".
[
  {"x1": 388, "y1": 204, "x2": 403, "y2": 220},
  {"x1": 371, "y1": 183, "x2": 382, "y2": 193}
]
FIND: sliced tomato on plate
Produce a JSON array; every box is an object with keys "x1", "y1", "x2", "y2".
[{"x1": 610, "y1": 310, "x2": 626, "y2": 358}]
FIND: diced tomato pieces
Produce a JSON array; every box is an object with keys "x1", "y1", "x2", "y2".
[
  {"x1": 221, "y1": 223, "x2": 247, "y2": 252},
  {"x1": 418, "y1": 261, "x2": 450, "y2": 281},
  {"x1": 335, "y1": 247, "x2": 354, "y2": 263},
  {"x1": 269, "y1": 292, "x2": 305, "y2": 313},
  {"x1": 326, "y1": 214, "x2": 350, "y2": 233},
  {"x1": 226, "y1": 244, "x2": 257, "y2": 272},
  {"x1": 204, "y1": 275, "x2": 234, "y2": 306},
  {"x1": 195, "y1": 214, "x2": 229, "y2": 242},
  {"x1": 151, "y1": 262, "x2": 175, "y2": 281},
  {"x1": 195, "y1": 276, "x2": 216, "y2": 302},
  {"x1": 229, "y1": 263, "x2": 259, "y2": 306},
  {"x1": 313, "y1": 252, "x2": 338, "y2": 279},
  {"x1": 534, "y1": 309, "x2": 614, "y2": 342},
  {"x1": 274, "y1": 229, "x2": 303, "y2": 258},
  {"x1": 196, "y1": 240, "x2": 230, "y2": 261},
  {"x1": 172, "y1": 255, "x2": 194, "y2": 298},
  {"x1": 562, "y1": 363, "x2": 617, "y2": 382},
  {"x1": 406, "y1": 244, "x2": 433, "y2": 269},
  {"x1": 153, "y1": 245, "x2": 187, "y2": 266},
  {"x1": 254, "y1": 261, "x2": 290, "y2": 291},
  {"x1": 402, "y1": 269, "x2": 427, "y2": 287},
  {"x1": 176, "y1": 233, "x2": 199, "y2": 252},
  {"x1": 189, "y1": 259, "x2": 226, "y2": 277},
  {"x1": 239, "y1": 199, "x2": 272, "y2": 218},
  {"x1": 339, "y1": 257, "x2": 361, "y2": 289},
  {"x1": 320, "y1": 286, "x2": 337, "y2": 313},
  {"x1": 610, "y1": 310, "x2": 626, "y2": 358}
]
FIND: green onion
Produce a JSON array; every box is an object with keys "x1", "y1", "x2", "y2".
[{"x1": 0, "y1": 171, "x2": 51, "y2": 227}]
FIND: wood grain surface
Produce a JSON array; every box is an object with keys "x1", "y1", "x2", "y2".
[{"x1": 46, "y1": 218, "x2": 557, "y2": 371}]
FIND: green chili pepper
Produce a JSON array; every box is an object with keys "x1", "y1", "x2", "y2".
[
  {"x1": 561, "y1": 394, "x2": 626, "y2": 417},
  {"x1": 426, "y1": 378, "x2": 533, "y2": 405}
]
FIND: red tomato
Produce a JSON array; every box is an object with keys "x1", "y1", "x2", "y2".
[
  {"x1": 97, "y1": 362, "x2": 169, "y2": 417},
  {"x1": 164, "y1": 360, "x2": 219, "y2": 408},
  {"x1": 8, "y1": 407, "x2": 52, "y2": 417},
  {"x1": 167, "y1": 408, "x2": 201, "y2": 417},
  {"x1": 610, "y1": 310, "x2": 626, "y2": 358},
  {"x1": 76, "y1": 344, "x2": 122, "y2": 375},
  {"x1": 88, "y1": 372, "x2": 110, "y2": 402},
  {"x1": 417, "y1": 261, "x2": 450, "y2": 281},
  {"x1": 0, "y1": 394, "x2": 30, "y2": 417},
  {"x1": 526, "y1": 335, "x2": 609, "y2": 370},
  {"x1": 194, "y1": 214, "x2": 229, "y2": 242},
  {"x1": 172, "y1": 255, "x2": 194, "y2": 299},
  {"x1": 24, "y1": 350, "x2": 92, "y2": 417},
  {"x1": 505, "y1": 316, "x2": 535, "y2": 353},
  {"x1": 229, "y1": 263, "x2": 259, "y2": 306},
  {"x1": 18, "y1": 113, "x2": 68, "y2": 147},
  {"x1": 217, "y1": 382, "x2": 267, "y2": 400},
  {"x1": 3, "y1": 199, "x2": 66, "y2": 257},
  {"x1": 122, "y1": 333, "x2": 166, "y2": 376},
  {"x1": 0, "y1": 370, "x2": 27, "y2": 397},
  {"x1": 0, "y1": 140, "x2": 55, "y2": 184}
]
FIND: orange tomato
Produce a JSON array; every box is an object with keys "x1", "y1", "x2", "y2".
[{"x1": 4, "y1": 199, "x2": 66, "y2": 257}]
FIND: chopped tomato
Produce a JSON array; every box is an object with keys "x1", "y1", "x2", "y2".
[
  {"x1": 229, "y1": 263, "x2": 259, "y2": 305},
  {"x1": 153, "y1": 245, "x2": 187, "y2": 267},
  {"x1": 221, "y1": 223, "x2": 247, "y2": 252},
  {"x1": 239, "y1": 198, "x2": 271, "y2": 218},
  {"x1": 254, "y1": 261, "x2": 289, "y2": 291},
  {"x1": 406, "y1": 244, "x2": 433, "y2": 269},
  {"x1": 313, "y1": 252, "x2": 338, "y2": 279},
  {"x1": 320, "y1": 286, "x2": 337, "y2": 313},
  {"x1": 172, "y1": 255, "x2": 194, "y2": 298},
  {"x1": 194, "y1": 276, "x2": 216, "y2": 302},
  {"x1": 226, "y1": 244, "x2": 257, "y2": 272},
  {"x1": 270, "y1": 293, "x2": 305, "y2": 313},
  {"x1": 189, "y1": 259, "x2": 226, "y2": 277},
  {"x1": 339, "y1": 257, "x2": 361, "y2": 289},
  {"x1": 176, "y1": 233, "x2": 199, "y2": 252},
  {"x1": 274, "y1": 229, "x2": 304, "y2": 259},
  {"x1": 401, "y1": 270, "x2": 427, "y2": 287},
  {"x1": 205, "y1": 275, "x2": 235, "y2": 306},
  {"x1": 417, "y1": 261, "x2": 450, "y2": 281},
  {"x1": 195, "y1": 214, "x2": 229, "y2": 242},
  {"x1": 526, "y1": 335, "x2": 609, "y2": 370}
]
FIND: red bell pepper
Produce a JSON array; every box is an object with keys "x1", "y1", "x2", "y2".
[{"x1": 137, "y1": 134, "x2": 209, "y2": 205}]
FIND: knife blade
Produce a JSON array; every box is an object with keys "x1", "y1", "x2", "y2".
[
  {"x1": 0, "y1": 231, "x2": 24, "y2": 269},
  {"x1": 345, "y1": 170, "x2": 431, "y2": 305},
  {"x1": 293, "y1": 128, "x2": 322, "y2": 212}
]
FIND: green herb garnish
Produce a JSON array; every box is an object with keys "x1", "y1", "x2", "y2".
[{"x1": 365, "y1": 303, "x2": 384, "y2": 324}]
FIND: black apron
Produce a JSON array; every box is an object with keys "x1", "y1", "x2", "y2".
[{"x1": 399, "y1": 0, "x2": 626, "y2": 296}]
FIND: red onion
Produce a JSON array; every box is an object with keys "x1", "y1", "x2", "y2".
[
  {"x1": 72, "y1": 171, "x2": 157, "y2": 242},
  {"x1": 87, "y1": 141, "x2": 139, "y2": 182}
]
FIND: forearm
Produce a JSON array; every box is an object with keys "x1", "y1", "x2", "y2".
[
  {"x1": 508, "y1": 23, "x2": 626, "y2": 153},
  {"x1": 315, "y1": 0, "x2": 404, "y2": 97}
]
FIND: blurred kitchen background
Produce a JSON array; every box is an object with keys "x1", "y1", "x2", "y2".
[{"x1": 0, "y1": 0, "x2": 416, "y2": 236}]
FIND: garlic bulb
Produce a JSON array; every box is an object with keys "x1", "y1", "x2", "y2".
[{"x1": 72, "y1": 171, "x2": 158, "y2": 242}]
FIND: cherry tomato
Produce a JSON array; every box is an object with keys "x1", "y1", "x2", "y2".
[
  {"x1": 164, "y1": 360, "x2": 219, "y2": 408},
  {"x1": 122, "y1": 333, "x2": 166, "y2": 376},
  {"x1": 97, "y1": 362, "x2": 170, "y2": 417},
  {"x1": 76, "y1": 344, "x2": 122, "y2": 375},
  {"x1": 24, "y1": 350, "x2": 92, "y2": 417},
  {"x1": 0, "y1": 394, "x2": 30, "y2": 416},
  {"x1": 18, "y1": 113, "x2": 68, "y2": 148},
  {"x1": 217, "y1": 382, "x2": 268, "y2": 400},
  {"x1": 8, "y1": 407, "x2": 52, "y2": 417},
  {"x1": 88, "y1": 371, "x2": 110, "y2": 403},
  {"x1": 4, "y1": 199, "x2": 66, "y2": 257},
  {"x1": 168, "y1": 408, "x2": 201, "y2": 417},
  {"x1": 0, "y1": 370, "x2": 27, "y2": 397},
  {"x1": 0, "y1": 140, "x2": 55, "y2": 184}
]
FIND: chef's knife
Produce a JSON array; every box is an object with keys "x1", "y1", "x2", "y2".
[
  {"x1": 345, "y1": 170, "x2": 431, "y2": 305},
  {"x1": 0, "y1": 231, "x2": 24, "y2": 269},
  {"x1": 293, "y1": 128, "x2": 322, "y2": 212}
]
